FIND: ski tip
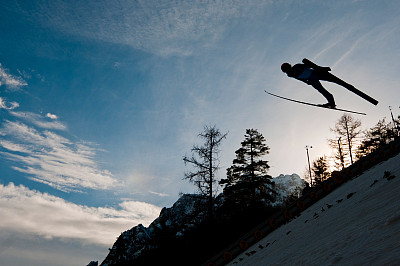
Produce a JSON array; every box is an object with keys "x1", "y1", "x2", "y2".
[{"x1": 332, "y1": 107, "x2": 366, "y2": 115}]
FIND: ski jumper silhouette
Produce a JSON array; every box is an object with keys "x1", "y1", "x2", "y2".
[{"x1": 281, "y1": 58, "x2": 378, "y2": 108}]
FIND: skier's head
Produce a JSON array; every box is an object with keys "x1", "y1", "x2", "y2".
[{"x1": 281, "y1": 63, "x2": 291, "y2": 73}]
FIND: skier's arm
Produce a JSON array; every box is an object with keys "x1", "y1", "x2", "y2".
[{"x1": 302, "y1": 58, "x2": 331, "y2": 72}]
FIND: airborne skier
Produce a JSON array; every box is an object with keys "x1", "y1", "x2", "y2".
[{"x1": 280, "y1": 58, "x2": 378, "y2": 108}]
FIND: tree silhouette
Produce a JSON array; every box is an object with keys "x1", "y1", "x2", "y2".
[
  {"x1": 329, "y1": 114, "x2": 362, "y2": 166},
  {"x1": 220, "y1": 129, "x2": 275, "y2": 205},
  {"x1": 183, "y1": 125, "x2": 227, "y2": 219},
  {"x1": 312, "y1": 156, "x2": 331, "y2": 185},
  {"x1": 356, "y1": 118, "x2": 395, "y2": 158}
]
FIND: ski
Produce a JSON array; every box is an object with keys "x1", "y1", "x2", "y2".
[{"x1": 264, "y1": 90, "x2": 366, "y2": 115}]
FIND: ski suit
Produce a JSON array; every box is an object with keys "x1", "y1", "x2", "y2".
[{"x1": 285, "y1": 59, "x2": 356, "y2": 106}]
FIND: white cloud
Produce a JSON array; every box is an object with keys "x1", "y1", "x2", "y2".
[
  {"x1": 0, "y1": 140, "x2": 31, "y2": 153},
  {"x1": 0, "y1": 63, "x2": 27, "y2": 89},
  {"x1": 0, "y1": 183, "x2": 161, "y2": 245},
  {"x1": 0, "y1": 120, "x2": 117, "y2": 192},
  {"x1": 46, "y1": 113, "x2": 58, "y2": 120}
]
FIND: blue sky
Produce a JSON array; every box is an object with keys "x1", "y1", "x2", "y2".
[{"x1": 1, "y1": 0, "x2": 400, "y2": 265}]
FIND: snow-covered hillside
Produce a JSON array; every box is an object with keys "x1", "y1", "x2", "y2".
[{"x1": 227, "y1": 153, "x2": 400, "y2": 265}]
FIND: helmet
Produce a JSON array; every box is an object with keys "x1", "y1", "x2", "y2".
[{"x1": 281, "y1": 63, "x2": 291, "y2": 73}]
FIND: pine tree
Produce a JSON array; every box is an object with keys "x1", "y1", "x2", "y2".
[
  {"x1": 312, "y1": 156, "x2": 331, "y2": 185},
  {"x1": 220, "y1": 129, "x2": 275, "y2": 205}
]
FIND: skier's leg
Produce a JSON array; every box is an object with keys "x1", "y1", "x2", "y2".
[
  {"x1": 308, "y1": 76, "x2": 336, "y2": 107},
  {"x1": 320, "y1": 72, "x2": 354, "y2": 90},
  {"x1": 319, "y1": 72, "x2": 379, "y2": 105}
]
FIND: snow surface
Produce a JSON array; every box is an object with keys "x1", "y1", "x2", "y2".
[{"x1": 227, "y1": 153, "x2": 400, "y2": 266}]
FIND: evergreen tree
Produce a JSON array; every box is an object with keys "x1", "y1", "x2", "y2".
[
  {"x1": 312, "y1": 156, "x2": 331, "y2": 185},
  {"x1": 183, "y1": 125, "x2": 227, "y2": 219},
  {"x1": 220, "y1": 129, "x2": 275, "y2": 205},
  {"x1": 357, "y1": 118, "x2": 394, "y2": 158}
]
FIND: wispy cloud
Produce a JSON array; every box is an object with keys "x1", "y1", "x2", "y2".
[
  {"x1": 15, "y1": 0, "x2": 271, "y2": 56},
  {"x1": 0, "y1": 63, "x2": 27, "y2": 89},
  {"x1": 0, "y1": 120, "x2": 116, "y2": 192},
  {"x1": 148, "y1": 190, "x2": 169, "y2": 197},
  {"x1": 0, "y1": 97, "x2": 19, "y2": 110},
  {"x1": 0, "y1": 183, "x2": 161, "y2": 245},
  {"x1": 9, "y1": 111, "x2": 66, "y2": 130},
  {"x1": 0, "y1": 60, "x2": 115, "y2": 192}
]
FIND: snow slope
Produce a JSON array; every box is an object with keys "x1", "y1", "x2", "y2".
[{"x1": 227, "y1": 153, "x2": 400, "y2": 266}]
